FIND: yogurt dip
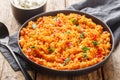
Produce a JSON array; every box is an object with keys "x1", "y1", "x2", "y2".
[{"x1": 13, "y1": 0, "x2": 45, "y2": 9}]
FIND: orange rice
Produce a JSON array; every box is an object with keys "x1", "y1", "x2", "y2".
[{"x1": 19, "y1": 13, "x2": 111, "y2": 70}]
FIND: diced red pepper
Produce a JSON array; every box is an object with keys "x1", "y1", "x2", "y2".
[
  {"x1": 61, "y1": 57, "x2": 66, "y2": 61},
  {"x1": 56, "y1": 58, "x2": 64, "y2": 63},
  {"x1": 91, "y1": 34, "x2": 97, "y2": 40},
  {"x1": 37, "y1": 59, "x2": 44, "y2": 65},
  {"x1": 56, "y1": 18, "x2": 62, "y2": 26},
  {"x1": 96, "y1": 48, "x2": 103, "y2": 58},
  {"x1": 27, "y1": 48, "x2": 32, "y2": 53},
  {"x1": 29, "y1": 56, "x2": 35, "y2": 61},
  {"x1": 96, "y1": 54, "x2": 104, "y2": 62},
  {"x1": 70, "y1": 55, "x2": 75, "y2": 60},
  {"x1": 98, "y1": 48, "x2": 102, "y2": 54},
  {"x1": 40, "y1": 20, "x2": 44, "y2": 24},
  {"x1": 66, "y1": 42, "x2": 72, "y2": 47},
  {"x1": 78, "y1": 29, "x2": 85, "y2": 33}
]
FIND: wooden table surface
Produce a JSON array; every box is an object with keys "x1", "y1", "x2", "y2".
[{"x1": 0, "y1": 0, "x2": 120, "y2": 80}]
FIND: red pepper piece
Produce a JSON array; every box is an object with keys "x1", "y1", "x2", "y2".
[
  {"x1": 91, "y1": 34, "x2": 97, "y2": 40},
  {"x1": 56, "y1": 18, "x2": 62, "y2": 26}
]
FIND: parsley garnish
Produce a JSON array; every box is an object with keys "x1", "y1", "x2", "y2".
[
  {"x1": 30, "y1": 46, "x2": 38, "y2": 49},
  {"x1": 48, "y1": 47, "x2": 54, "y2": 53},
  {"x1": 54, "y1": 16, "x2": 58, "y2": 21},
  {"x1": 70, "y1": 18, "x2": 78, "y2": 25},
  {"x1": 66, "y1": 31, "x2": 71, "y2": 34},
  {"x1": 83, "y1": 53, "x2": 87, "y2": 60},
  {"x1": 92, "y1": 41, "x2": 98, "y2": 46},
  {"x1": 32, "y1": 23, "x2": 36, "y2": 29},
  {"x1": 82, "y1": 46, "x2": 90, "y2": 53},
  {"x1": 81, "y1": 46, "x2": 90, "y2": 60},
  {"x1": 80, "y1": 32, "x2": 85, "y2": 38},
  {"x1": 63, "y1": 57, "x2": 71, "y2": 66}
]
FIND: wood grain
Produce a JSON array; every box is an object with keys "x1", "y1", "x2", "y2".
[
  {"x1": 0, "y1": 0, "x2": 31, "y2": 80},
  {"x1": 0, "y1": 53, "x2": 5, "y2": 79},
  {"x1": 0, "y1": 0, "x2": 24, "y2": 80},
  {"x1": 46, "y1": 0, "x2": 65, "y2": 11},
  {"x1": 103, "y1": 43, "x2": 120, "y2": 80},
  {"x1": 88, "y1": 68, "x2": 103, "y2": 80},
  {"x1": 1, "y1": 60, "x2": 25, "y2": 80},
  {"x1": 0, "y1": 0, "x2": 20, "y2": 34}
]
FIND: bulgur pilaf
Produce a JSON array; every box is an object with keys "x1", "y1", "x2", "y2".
[{"x1": 19, "y1": 13, "x2": 111, "y2": 70}]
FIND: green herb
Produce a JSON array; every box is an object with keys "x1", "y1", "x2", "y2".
[
  {"x1": 32, "y1": 23, "x2": 36, "y2": 29},
  {"x1": 54, "y1": 16, "x2": 58, "y2": 21},
  {"x1": 92, "y1": 41, "x2": 98, "y2": 46},
  {"x1": 81, "y1": 46, "x2": 90, "y2": 60},
  {"x1": 70, "y1": 18, "x2": 78, "y2": 25},
  {"x1": 80, "y1": 32, "x2": 84, "y2": 38},
  {"x1": 83, "y1": 53, "x2": 87, "y2": 60},
  {"x1": 66, "y1": 31, "x2": 71, "y2": 34},
  {"x1": 30, "y1": 46, "x2": 38, "y2": 49},
  {"x1": 55, "y1": 16, "x2": 58, "y2": 18},
  {"x1": 48, "y1": 47, "x2": 54, "y2": 53},
  {"x1": 82, "y1": 46, "x2": 90, "y2": 53},
  {"x1": 63, "y1": 57, "x2": 71, "y2": 66},
  {"x1": 31, "y1": 46, "x2": 36, "y2": 48}
]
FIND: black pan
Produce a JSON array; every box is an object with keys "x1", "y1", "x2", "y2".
[{"x1": 17, "y1": 10, "x2": 114, "y2": 75}]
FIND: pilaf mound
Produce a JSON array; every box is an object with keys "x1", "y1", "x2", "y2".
[{"x1": 19, "y1": 13, "x2": 111, "y2": 70}]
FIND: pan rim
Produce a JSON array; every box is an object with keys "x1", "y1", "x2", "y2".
[{"x1": 17, "y1": 9, "x2": 114, "y2": 74}]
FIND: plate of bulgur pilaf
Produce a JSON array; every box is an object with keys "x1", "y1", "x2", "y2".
[{"x1": 18, "y1": 10, "x2": 114, "y2": 75}]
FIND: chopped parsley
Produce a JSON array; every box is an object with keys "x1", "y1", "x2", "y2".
[
  {"x1": 83, "y1": 53, "x2": 87, "y2": 60},
  {"x1": 81, "y1": 46, "x2": 90, "y2": 60},
  {"x1": 82, "y1": 46, "x2": 90, "y2": 53},
  {"x1": 92, "y1": 41, "x2": 98, "y2": 46},
  {"x1": 63, "y1": 57, "x2": 71, "y2": 66},
  {"x1": 80, "y1": 32, "x2": 85, "y2": 38},
  {"x1": 54, "y1": 16, "x2": 58, "y2": 21},
  {"x1": 70, "y1": 18, "x2": 78, "y2": 25},
  {"x1": 48, "y1": 47, "x2": 54, "y2": 53},
  {"x1": 66, "y1": 31, "x2": 71, "y2": 34},
  {"x1": 32, "y1": 23, "x2": 36, "y2": 29},
  {"x1": 30, "y1": 46, "x2": 38, "y2": 49}
]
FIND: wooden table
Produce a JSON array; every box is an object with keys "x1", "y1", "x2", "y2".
[{"x1": 0, "y1": 0, "x2": 120, "y2": 80}]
